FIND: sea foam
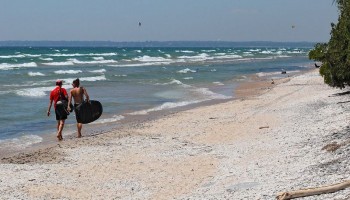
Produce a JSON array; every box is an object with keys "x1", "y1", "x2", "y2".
[
  {"x1": 0, "y1": 62, "x2": 37, "y2": 70},
  {"x1": 0, "y1": 135, "x2": 43, "y2": 150},
  {"x1": 55, "y1": 70, "x2": 82, "y2": 74},
  {"x1": 28, "y1": 72, "x2": 45, "y2": 76}
]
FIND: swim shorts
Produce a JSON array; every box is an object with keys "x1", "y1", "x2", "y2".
[
  {"x1": 55, "y1": 104, "x2": 68, "y2": 120},
  {"x1": 74, "y1": 103, "x2": 83, "y2": 123}
]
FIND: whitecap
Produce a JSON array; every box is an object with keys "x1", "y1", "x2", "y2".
[
  {"x1": 15, "y1": 86, "x2": 53, "y2": 97},
  {"x1": 177, "y1": 68, "x2": 196, "y2": 74},
  {"x1": 42, "y1": 61, "x2": 74, "y2": 66},
  {"x1": 0, "y1": 55, "x2": 25, "y2": 59},
  {"x1": 28, "y1": 72, "x2": 45, "y2": 76},
  {"x1": 89, "y1": 69, "x2": 106, "y2": 73},
  {"x1": 213, "y1": 82, "x2": 224, "y2": 85},
  {"x1": 39, "y1": 57, "x2": 54, "y2": 61},
  {"x1": 201, "y1": 50, "x2": 216, "y2": 52},
  {"x1": 133, "y1": 55, "x2": 172, "y2": 62},
  {"x1": 23, "y1": 54, "x2": 41, "y2": 57},
  {"x1": 214, "y1": 54, "x2": 243, "y2": 59},
  {"x1": 67, "y1": 58, "x2": 117, "y2": 64},
  {"x1": 93, "y1": 57, "x2": 104, "y2": 60},
  {"x1": 178, "y1": 53, "x2": 212, "y2": 62},
  {"x1": 80, "y1": 75, "x2": 106, "y2": 82},
  {"x1": 108, "y1": 62, "x2": 171, "y2": 67},
  {"x1": 0, "y1": 62, "x2": 37, "y2": 70},
  {"x1": 55, "y1": 70, "x2": 82, "y2": 74},
  {"x1": 92, "y1": 115, "x2": 125, "y2": 124}
]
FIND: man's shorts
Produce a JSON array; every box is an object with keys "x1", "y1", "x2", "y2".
[
  {"x1": 74, "y1": 103, "x2": 83, "y2": 123},
  {"x1": 55, "y1": 105, "x2": 68, "y2": 120}
]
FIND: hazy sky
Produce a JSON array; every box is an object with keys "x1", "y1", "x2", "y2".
[{"x1": 0, "y1": 0, "x2": 339, "y2": 42}]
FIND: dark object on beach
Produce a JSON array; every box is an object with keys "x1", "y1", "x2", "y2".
[
  {"x1": 75, "y1": 100, "x2": 103, "y2": 124},
  {"x1": 277, "y1": 180, "x2": 350, "y2": 200},
  {"x1": 259, "y1": 126, "x2": 269, "y2": 129},
  {"x1": 281, "y1": 69, "x2": 287, "y2": 74},
  {"x1": 315, "y1": 63, "x2": 320, "y2": 68}
]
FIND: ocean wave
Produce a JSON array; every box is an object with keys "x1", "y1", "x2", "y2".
[
  {"x1": 0, "y1": 62, "x2": 37, "y2": 70},
  {"x1": 261, "y1": 50, "x2": 273, "y2": 54},
  {"x1": 28, "y1": 72, "x2": 45, "y2": 76},
  {"x1": 177, "y1": 68, "x2": 197, "y2": 74},
  {"x1": 157, "y1": 79, "x2": 190, "y2": 87},
  {"x1": 108, "y1": 62, "x2": 171, "y2": 67},
  {"x1": 192, "y1": 87, "x2": 230, "y2": 100},
  {"x1": 39, "y1": 57, "x2": 54, "y2": 61},
  {"x1": 69, "y1": 58, "x2": 117, "y2": 64},
  {"x1": 93, "y1": 57, "x2": 104, "y2": 60},
  {"x1": 133, "y1": 55, "x2": 172, "y2": 62},
  {"x1": 213, "y1": 54, "x2": 243, "y2": 59},
  {"x1": 249, "y1": 49, "x2": 261, "y2": 52},
  {"x1": 23, "y1": 54, "x2": 41, "y2": 57},
  {"x1": 178, "y1": 53, "x2": 212, "y2": 62},
  {"x1": 60, "y1": 75, "x2": 107, "y2": 84},
  {"x1": 213, "y1": 82, "x2": 224, "y2": 85},
  {"x1": 80, "y1": 75, "x2": 106, "y2": 82},
  {"x1": 256, "y1": 70, "x2": 301, "y2": 77},
  {"x1": 15, "y1": 75, "x2": 106, "y2": 97},
  {"x1": 176, "y1": 50, "x2": 195, "y2": 53},
  {"x1": 15, "y1": 86, "x2": 53, "y2": 97},
  {"x1": 46, "y1": 52, "x2": 117, "y2": 57},
  {"x1": 42, "y1": 61, "x2": 74, "y2": 66},
  {"x1": 183, "y1": 77, "x2": 193, "y2": 80},
  {"x1": 43, "y1": 59, "x2": 117, "y2": 66},
  {"x1": 0, "y1": 135, "x2": 43, "y2": 150},
  {"x1": 114, "y1": 74, "x2": 127, "y2": 77},
  {"x1": 89, "y1": 69, "x2": 106, "y2": 73},
  {"x1": 128, "y1": 100, "x2": 201, "y2": 115},
  {"x1": 55, "y1": 70, "x2": 82, "y2": 74},
  {"x1": 201, "y1": 50, "x2": 216, "y2": 52},
  {"x1": 0, "y1": 55, "x2": 25, "y2": 59},
  {"x1": 92, "y1": 115, "x2": 125, "y2": 124},
  {"x1": 135, "y1": 84, "x2": 230, "y2": 115}
]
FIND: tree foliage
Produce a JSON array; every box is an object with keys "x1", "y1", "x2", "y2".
[{"x1": 309, "y1": 0, "x2": 350, "y2": 88}]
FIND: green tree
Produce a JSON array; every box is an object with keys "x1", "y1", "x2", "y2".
[{"x1": 309, "y1": 0, "x2": 350, "y2": 88}]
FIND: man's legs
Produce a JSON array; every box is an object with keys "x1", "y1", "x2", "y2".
[
  {"x1": 57, "y1": 120, "x2": 65, "y2": 141},
  {"x1": 77, "y1": 123, "x2": 82, "y2": 138}
]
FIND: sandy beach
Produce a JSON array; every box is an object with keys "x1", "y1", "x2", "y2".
[{"x1": 1, "y1": 69, "x2": 349, "y2": 199}]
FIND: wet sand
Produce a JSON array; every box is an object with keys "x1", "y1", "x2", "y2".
[{"x1": 1, "y1": 69, "x2": 349, "y2": 199}]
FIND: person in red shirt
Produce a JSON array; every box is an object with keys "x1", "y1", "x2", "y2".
[{"x1": 47, "y1": 80, "x2": 68, "y2": 141}]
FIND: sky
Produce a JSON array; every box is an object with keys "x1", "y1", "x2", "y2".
[{"x1": 0, "y1": 0, "x2": 339, "y2": 42}]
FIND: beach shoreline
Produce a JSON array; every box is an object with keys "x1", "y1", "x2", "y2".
[
  {"x1": 1, "y1": 68, "x2": 349, "y2": 199},
  {"x1": 0, "y1": 66, "x2": 291, "y2": 160}
]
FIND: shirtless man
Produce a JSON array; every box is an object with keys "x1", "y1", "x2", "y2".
[{"x1": 67, "y1": 78, "x2": 89, "y2": 138}]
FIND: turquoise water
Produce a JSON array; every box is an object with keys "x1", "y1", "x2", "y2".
[{"x1": 0, "y1": 43, "x2": 315, "y2": 150}]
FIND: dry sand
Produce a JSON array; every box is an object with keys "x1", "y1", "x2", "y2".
[{"x1": 1, "y1": 69, "x2": 349, "y2": 199}]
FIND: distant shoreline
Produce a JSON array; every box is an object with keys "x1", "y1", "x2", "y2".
[{"x1": 0, "y1": 41, "x2": 317, "y2": 48}]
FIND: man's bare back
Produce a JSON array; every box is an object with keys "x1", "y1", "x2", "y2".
[
  {"x1": 71, "y1": 87, "x2": 87, "y2": 104},
  {"x1": 67, "y1": 78, "x2": 90, "y2": 138}
]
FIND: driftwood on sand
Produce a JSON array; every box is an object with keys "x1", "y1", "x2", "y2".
[
  {"x1": 259, "y1": 126, "x2": 269, "y2": 129},
  {"x1": 276, "y1": 180, "x2": 350, "y2": 200}
]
